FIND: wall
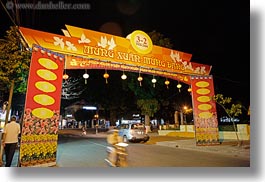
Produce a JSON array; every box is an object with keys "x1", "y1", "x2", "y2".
[{"x1": 158, "y1": 124, "x2": 250, "y2": 141}]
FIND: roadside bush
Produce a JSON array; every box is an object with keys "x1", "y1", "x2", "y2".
[{"x1": 218, "y1": 125, "x2": 237, "y2": 131}]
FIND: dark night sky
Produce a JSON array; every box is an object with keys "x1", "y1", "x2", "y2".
[{"x1": 0, "y1": 0, "x2": 250, "y2": 106}]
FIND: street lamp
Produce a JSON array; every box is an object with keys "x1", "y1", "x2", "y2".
[
  {"x1": 183, "y1": 106, "x2": 193, "y2": 124},
  {"x1": 183, "y1": 106, "x2": 188, "y2": 124},
  {"x1": 94, "y1": 113, "x2": 99, "y2": 134}
]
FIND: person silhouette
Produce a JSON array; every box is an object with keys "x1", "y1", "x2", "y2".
[{"x1": 1, "y1": 115, "x2": 20, "y2": 167}]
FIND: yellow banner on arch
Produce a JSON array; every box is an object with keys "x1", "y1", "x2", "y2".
[{"x1": 19, "y1": 25, "x2": 212, "y2": 76}]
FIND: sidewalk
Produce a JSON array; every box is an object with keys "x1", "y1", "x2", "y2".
[
  {"x1": 155, "y1": 139, "x2": 250, "y2": 159},
  {"x1": 146, "y1": 131, "x2": 250, "y2": 159}
]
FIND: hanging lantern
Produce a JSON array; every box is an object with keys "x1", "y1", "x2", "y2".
[
  {"x1": 103, "y1": 70, "x2": 109, "y2": 84},
  {"x1": 83, "y1": 70, "x2": 89, "y2": 84},
  {"x1": 83, "y1": 73, "x2": 89, "y2": 79},
  {"x1": 138, "y1": 75, "x2": 143, "y2": 86},
  {"x1": 187, "y1": 87, "x2": 192, "y2": 92},
  {"x1": 121, "y1": 71, "x2": 127, "y2": 80},
  {"x1": 121, "y1": 73, "x2": 127, "y2": 80},
  {"x1": 63, "y1": 61, "x2": 69, "y2": 80},
  {"x1": 63, "y1": 73, "x2": 69, "y2": 80},
  {"x1": 177, "y1": 82, "x2": 182, "y2": 92},
  {"x1": 165, "y1": 79, "x2": 170, "y2": 89},
  {"x1": 137, "y1": 68, "x2": 143, "y2": 86},
  {"x1": 151, "y1": 75, "x2": 157, "y2": 88}
]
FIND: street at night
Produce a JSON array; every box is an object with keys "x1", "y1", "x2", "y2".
[{"x1": 55, "y1": 130, "x2": 250, "y2": 167}]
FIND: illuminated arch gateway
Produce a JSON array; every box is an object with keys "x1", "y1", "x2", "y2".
[{"x1": 19, "y1": 25, "x2": 219, "y2": 167}]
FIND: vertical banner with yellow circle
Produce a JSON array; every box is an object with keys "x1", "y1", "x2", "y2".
[
  {"x1": 19, "y1": 45, "x2": 64, "y2": 167},
  {"x1": 190, "y1": 76, "x2": 219, "y2": 145}
]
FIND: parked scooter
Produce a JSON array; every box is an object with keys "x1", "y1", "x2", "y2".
[{"x1": 105, "y1": 129, "x2": 128, "y2": 167}]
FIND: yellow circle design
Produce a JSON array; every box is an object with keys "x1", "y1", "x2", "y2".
[
  {"x1": 36, "y1": 69, "x2": 57, "y2": 81},
  {"x1": 197, "y1": 96, "x2": 211, "y2": 103},
  {"x1": 196, "y1": 88, "x2": 210, "y2": 95},
  {"x1": 35, "y1": 81, "x2": 56, "y2": 92},
  {"x1": 198, "y1": 104, "x2": 212, "y2": 111},
  {"x1": 38, "y1": 58, "x2": 58, "y2": 70},
  {"x1": 33, "y1": 94, "x2": 55, "y2": 106},
  {"x1": 199, "y1": 112, "x2": 213, "y2": 119},
  {"x1": 195, "y1": 81, "x2": 209, "y2": 88},
  {"x1": 130, "y1": 30, "x2": 153, "y2": 54},
  {"x1": 32, "y1": 108, "x2": 54, "y2": 119}
]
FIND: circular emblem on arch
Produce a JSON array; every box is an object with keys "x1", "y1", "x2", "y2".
[
  {"x1": 32, "y1": 108, "x2": 54, "y2": 119},
  {"x1": 197, "y1": 96, "x2": 211, "y2": 103},
  {"x1": 35, "y1": 81, "x2": 56, "y2": 92},
  {"x1": 195, "y1": 81, "x2": 210, "y2": 88},
  {"x1": 130, "y1": 30, "x2": 153, "y2": 54},
  {"x1": 37, "y1": 69, "x2": 57, "y2": 81},
  {"x1": 38, "y1": 58, "x2": 58, "y2": 70},
  {"x1": 34, "y1": 94, "x2": 55, "y2": 106},
  {"x1": 196, "y1": 88, "x2": 210, "y2": 95},
  {"x1": 199, "y1": 112, "x2": 213, "y2": 119},
  {"x1": 198, "y1": 104, "x2": 212, "y2": 111}
]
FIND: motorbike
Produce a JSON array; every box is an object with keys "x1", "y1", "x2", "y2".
[{"x1": 105, "y1": 142, "x2": 128, "y2": 167}]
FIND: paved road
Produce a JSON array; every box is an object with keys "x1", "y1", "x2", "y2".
[
  {"x1": 127, "y1": 144, "x2": 249, "y2": 167},
  {"x1": 3, "y1": 130, "x2": 250, "y2": 167},
  {"x1": 56, "y1": 136, "x2": 108, "y2": 167},
  {"x1": 55, "y1": 134, "x2": 249, "y2": 167}
]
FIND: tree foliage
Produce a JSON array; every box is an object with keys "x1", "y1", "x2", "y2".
[
  {"x1": 213, "y1": 94, "x2": 243, "y2": 146},
  {"x1": 137, "y1": 99, "x2": 159, "y2": 117},
  {"x1": 213, "y1": 94, "x2": 242, "y2": 118},
  {"x1": 0, "y1": 26, "x2": 31, "y2": 93},
  {"x1": 61, "y1": 77, "x2": 85, "y2": 100},
  {"x1": 148, "y1": 30, "x2": 173, "y2": 48}
]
